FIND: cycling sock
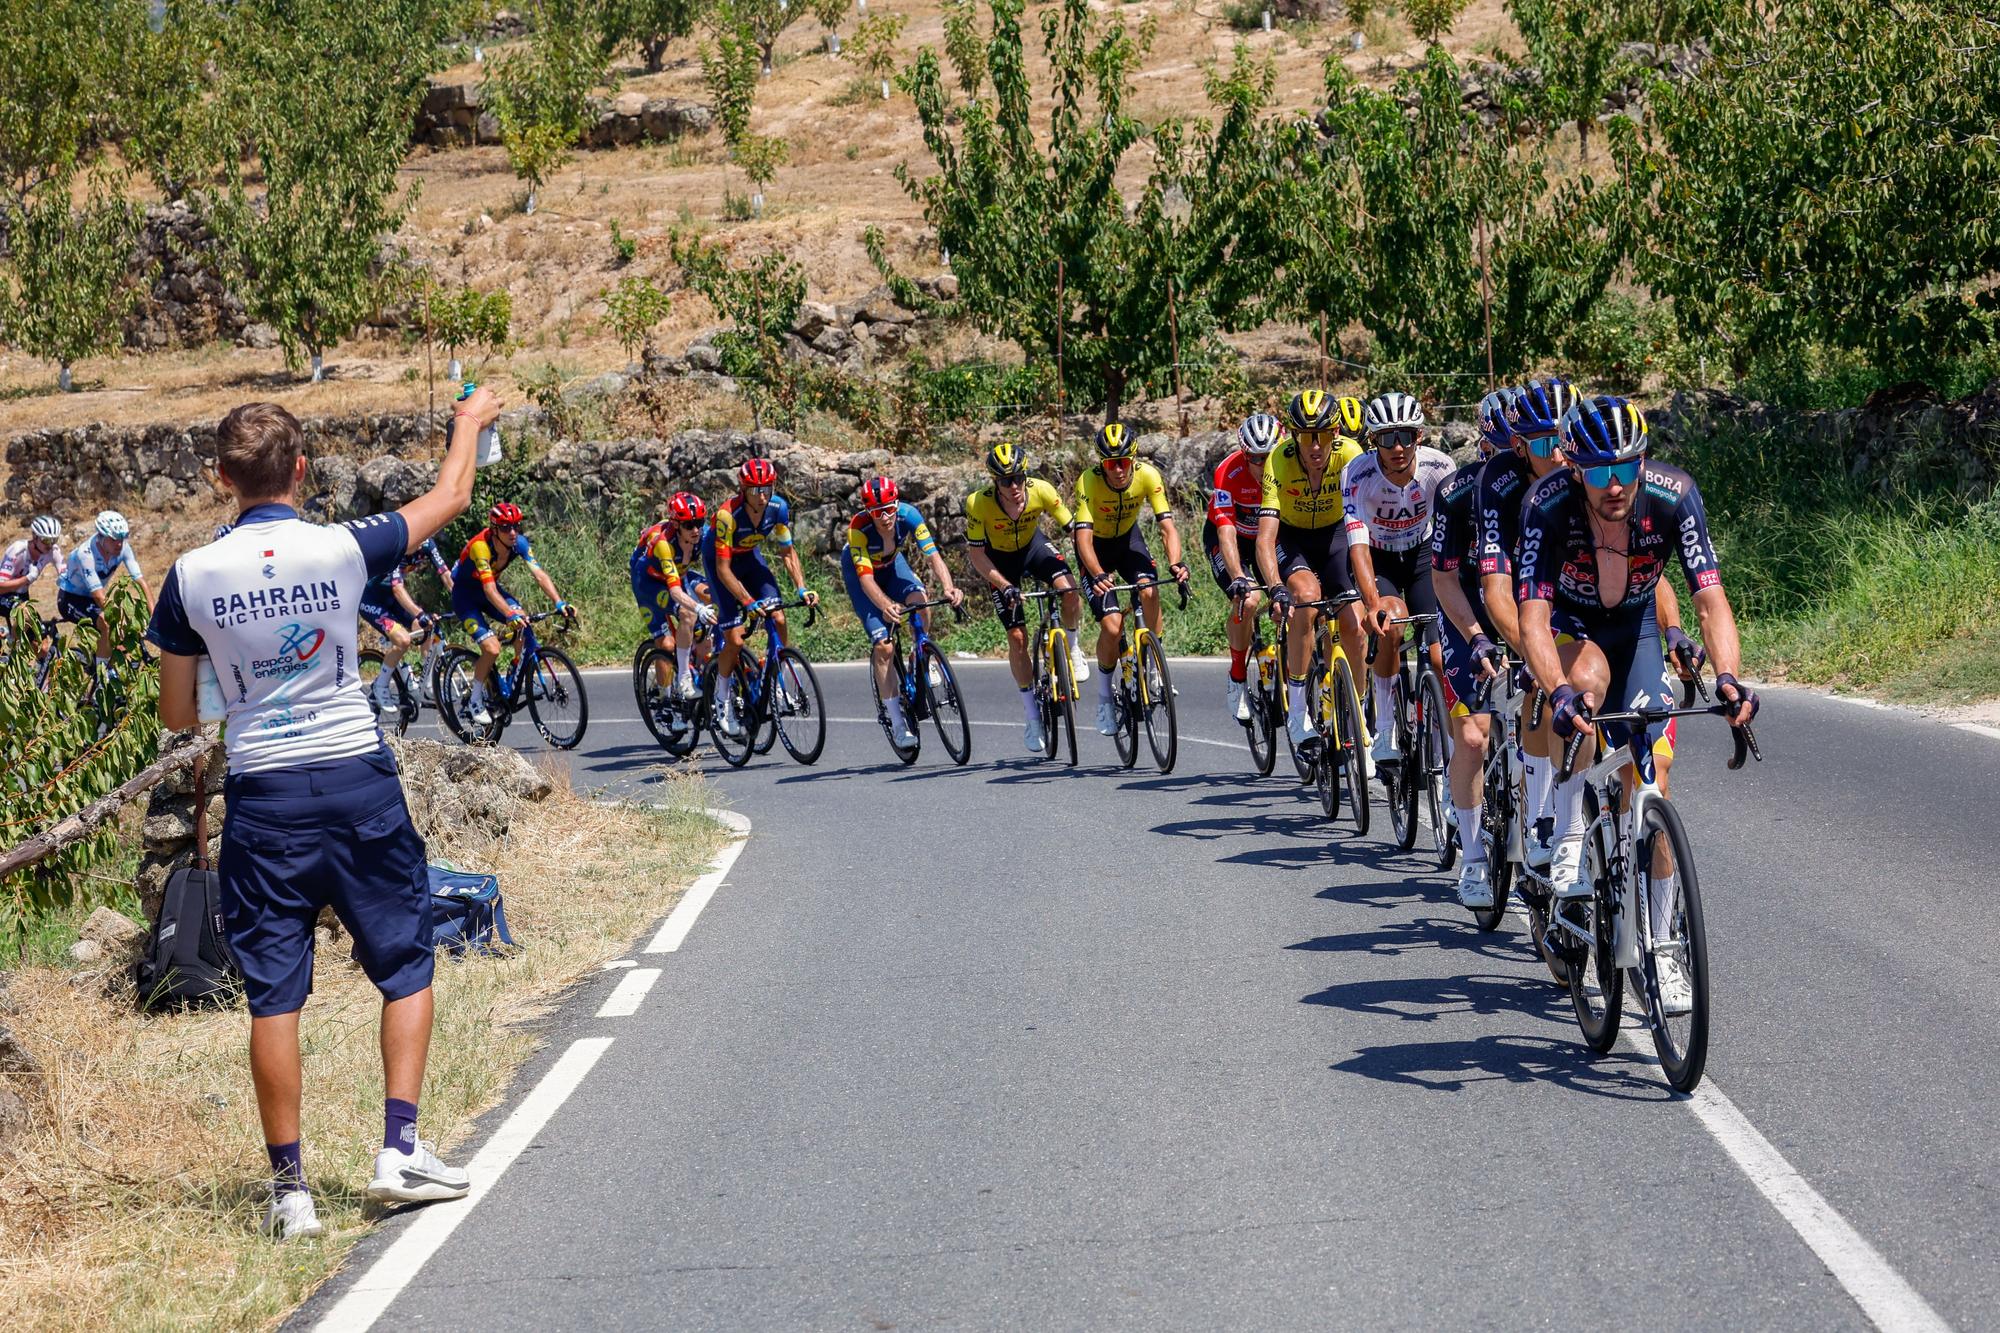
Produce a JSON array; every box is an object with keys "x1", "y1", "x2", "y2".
[
  {"x1": 1286, "y1": 680, "x2": 1307, "y2": 718},
  {"x1": 267, "y1": 1141, "x2": 305, "y2": 1194},
  {"x1": 1098, "y1": 670, "x2": 1114, "y2": 704},
  {"x1": 1021, "y1": 687, "x2": 1037, "y2": 724},
  {"x1": 1650, "y1": 871, "x2": 1679, "y2": 941},
  {"x1": 675, "y1": 643, "x2": 691, "y2": 676},
  {"x1": 467, "y1": 680, "x2": 485, "y2": 708},
  {"x1": 1228, "y1": 647, "x2": 1247, "y2": 681},
  {"x1": 1522, "y1": 754, "x2": 1551, "y2": 824},
  {"x1": 1456, "y1": 805, "x2": 1485, "y2": 862},
  {"x1": 384, "y1": 1098, "x2": 418, "y2": 1153},
  {"x1": 1371, "y1": 673, "x2": 1396, "y2": 732},
  {"x1": 1551, "y1": 773, "x2": 1586, "y2": 842},
  {"x1": 885, "y1": 694, "x2": 907, "y2": 732}
]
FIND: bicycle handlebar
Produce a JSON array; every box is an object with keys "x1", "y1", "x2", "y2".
[
  {"x1": 902, "y1": 596, "x2": 969, "y2": 624},
  {"x1": 1558, "y1": 701, "x2": 1760, "y2": 782}
]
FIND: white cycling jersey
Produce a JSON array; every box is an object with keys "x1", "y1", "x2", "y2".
[
  {"x1": 1342, "y1": 446, "x2": 1457, "y2": 552},
  {"x1": 1, "y1": 538, "x2": 61, "y2": 588},
  {"x1": 57, "y1": 537, "x2": 142, "y2": 595}
]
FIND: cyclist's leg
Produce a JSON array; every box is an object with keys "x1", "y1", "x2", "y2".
[
  {"x1": 990, "y1": 546, "x2": 1035, "y2": 692},
  {"x1": 1438, "y1": 614, "x2": 1491, "y2": 856},
  {"x1": 1121, "y1": 529, "x2": 1162, "y2": 648},
  {"x1": 1281, "y1": 539, "x2": 1324, "y2": 727},
  {"x1": 1365, "y1": 561, "x2": 1409, "y2": 741},
  {"x1": 842, "y1": 555, "x2": 900, "y2": 705}
]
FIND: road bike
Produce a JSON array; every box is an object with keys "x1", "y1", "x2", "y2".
[
  {"x1": 1101, "y1": 579, "x2": 1185, "y2": 773},
  {"x1": 632, "y1": 614, "x2": 717, "y2": 759},
  {"x1": 708, "y1": 595, "x2": 825, "y2": 768},
  {"x1": 873, "y1": 598, "x2": 972, "y2": 766},
  {"x1": 360, "y1": 615, "x2": 452, "y2": 738},
  {"x1": 1021, "y1": 585, "x2": 1081, "y2": 767},
  {"x1": 436, "y1": 609, "x2": 589, "y2": 750},
  {"x1": 1548, "y1": 670, "x2": 1762, "y2": 1092},
  {"x1": 1464, "y1": 661, "x2": 1572, "y2": 983},
  {"x1": 1275, "y1": 593, "x2": 1370, "y2": 832},
  {"x1": 1377, "y1": 613, "x2": 1452, "y2": 867},
  {"x1": 1237, "y1": 593, "x2": 1280, "y2": 777}
]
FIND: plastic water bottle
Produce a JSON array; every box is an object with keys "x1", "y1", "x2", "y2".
[
  {"x1": 196, "y1": 656, "x2": 226, "y2": 722},
  {"x1": 456, "y1": 382, "x2": 503, "y2": 466}
]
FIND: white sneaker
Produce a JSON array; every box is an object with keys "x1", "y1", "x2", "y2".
[
  {"x1": 1227, "y1": 679, "x2": 1249, "y2": 723},
  {"x1": 366, "y1": 1141, "x2": 471, "y2": 1205},
  {"x1": 1455, "y1": 860, "x2": 1494, "y2": 909},
  {"x1": 1549, "y1": 837, "x2": 1589, "y2": 899},
  {"x1": 1287, "y1": 707, "x2": 1318, "y2": 748},
  {"x1": 1371, "y1": 726, "x2": 1400, "y2": 765},
  {"x1": 1023, "y1": 713, "x2": 1045, "y2": 753},
  {"x1": 1095, "y1": 697, "x2": 1118, "y2": 736},
  {"x1": 261, "y1": 1188, "x2": 323, "y2": 1241},
  {"x1": 1654, "y1": 952, "x2": 1695, "y2": 1016},
  {"x1": 1069, "y1": 643, "x2": 1091, "y2": 685}
]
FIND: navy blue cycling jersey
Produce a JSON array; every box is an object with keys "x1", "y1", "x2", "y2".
[
  {"x1": 1474, "y1": 450, "x2": 1536, "y2": 579},
  {"x1": 1515, "y1": 461, "x2": 1721, "y2": 619},
  {"x1": 361, "y1": 538, "x2": 447, "y2": 605},
  {"x1": 1429, "y1": 461, "x2": 1496, "y2": 637}
]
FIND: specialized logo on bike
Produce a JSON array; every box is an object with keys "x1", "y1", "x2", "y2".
[
  {"x1": 252, "y1": 623, "x2": 326, "y2": 681},
  {"x1": 209, "y1": 578, "x2": 341, "y2": 628}
]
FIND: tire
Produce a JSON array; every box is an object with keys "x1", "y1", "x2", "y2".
[
  {"x1": 923, "y1": 645, "x2": 973, "y2": 765},
  {"x1": 1473, "y1": 732, "x2": 1513, "y2": 933},
  {"x1": 630, "y1": 637, "x2": 653, "y2": 705},
  {"x1": 1311, "y1": 646, "x2": 1338, "y2": 820},
  {"x1": 435, "y1": 647, "x2": 499, "y2": 745},
  {"x1": 1568, "y1": 791, "x2": 1624, "y2": 1053},
  {"x1": 876, "y1": 651, "x2": 920, "y2": 765},
  {"x1": 1138, "y1": 634, "x2": 1177, "y2": 773},
  {"x1": 1051, "y1": 630, "x2": 1079, "y2": 766},
  {"x1": 1331, "y1": 656, "x2": 1370, "y2": 836},
  {"x1": 359, "y1": 649, "x2": 417, "y2": 737},
  {"x1": 1420, "y1": 670, "x2": 1454, "y2": 870},
  {"x1": 1246, "y1": 655, "x2": 1278, "y2": 777},
  {"x1": 526, "y1": 646, "x2": 589, "y2": 749},
  {"x1": 1639, "y1": 798, "x2": 1710, "y2": 1092},
  {"x1": 708, "y1": 668, "x2": 755, "y2": 767},
  {"x1": 1112, "y1": 654, "x2": 1139, "y2": 769},
  {"x1": 638, "y1": 646, "x2": 697, "y2": 756},
  {"x1": 1388, "y1": 672, "x2": 1420, "y2": 852},
  {"x1": 771, "y1": 647, "x2": 826, "y2": 765}
]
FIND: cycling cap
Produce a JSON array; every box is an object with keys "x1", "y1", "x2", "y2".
[
  {"x1": 1237, "y1": 413, "x2": 1283, "y2": 457},
  {"x1": 1559, "y1": 395, "x2": 1648, "y2": 466}
]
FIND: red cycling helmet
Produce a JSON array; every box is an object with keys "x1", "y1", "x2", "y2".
[
  {"x1": 668, "y1": 492, "x2": 707, "y2": 523},
  {"x1": 859, "y1": 475, "x2": 899, "y2": 509},
  {"x1": 739, "y1": 458, "x2": 777, "y2": 488},
  {"x1": 488, "y1": 501, "x2": 524, "y2": 526}
]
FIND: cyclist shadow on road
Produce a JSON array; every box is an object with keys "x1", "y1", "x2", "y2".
[
  {"x1": 1328, "y1": 1033, "x2": 1666, "y2": 1100},
  {"x1": 1289, "y1": 914, "x2": 1538, "y2": 969},
  {"x1": 1303, "y1": 971, "x2": 1571, "y2": 1027}
]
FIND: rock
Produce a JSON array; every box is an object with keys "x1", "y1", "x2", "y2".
[
  {"x1": 810, "y1": 325, "x2": 853, "y2": 357},
  {"x1": 933, "y1": 273, "x2": 959, "y2": 299},
  {"x1": 612, "y1": 90, "x2": 646, "y2": 119},
  {"x1": 793, "y1": 300, "x2": 838, "y2": 340},
  {"x1": 686, "y1": 338, "x2": 724, "y2": 373},
  {"x1": 241, "y1": 322, "x2": 279, "y2": 349},
  {"x1": 143, "y1": 475, "x2": 180, "y2": 510},
  {"x1": 81, "y1": 907, "x2": 143, "y2": 958},
  {"x1": 67, "y1": 940, "x2": 105, "y2": 967}
]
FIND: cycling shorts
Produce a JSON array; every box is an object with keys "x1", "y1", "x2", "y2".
[
  {"x1": 1273, "y1": 524, "x2": 1352, "y2": 596},
  {"x1": 986, "y1": 533, "x2": 1073, "y2": 631},
  {"x1": 1084, "y1": 526, "x2": 1158, "y2": 620},
  {"x1": 1437, "y1": 615, "x2": 1484, "y2": 718},
  {"x1": 451, "y1": 582, "x2": 522, "y2": 644},
  {"x1": 57, "y1": 590, "x2": 100, "y2": 625},
  {"x1": 359, "y1": 595, "x2": 416, "y2": 635},
  {"x1": 705, "y1": 553, "x2": 781, "y2": 633},
  {"x1": 1201, "y1": 519, "x2": 1253, "y2": 595},
  {"x1": 842, "y1": 553, "x2": 925, "y2": 645},
  {"x1": 1552, "y1": 602, "x2": 1678, "y2": 767},
  {"x1": 630, "y1": 572, "x2": 680, "y2": 639},
  {"x1": 1361, "y1": 545, "x2": 1439, "y2": 643}
]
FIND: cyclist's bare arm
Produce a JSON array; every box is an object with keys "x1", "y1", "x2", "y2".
[
  {"x1": 1159, "y1": 515, "x2": 1185, "y2": 571},
  {"x1": 967, "y1": 545, "x2": 1009, "y2": 592},
  {"x1": 1518, "y1": 598, "x2": 1568, "y2": 703},
  {"x1": 392, "y1": 582, "x2": 425, "y2": 619},
  {"x1": 1692, "y1": 584, "x2": 1745, "y2": 685},
  {"x1": 1074, "y1": 527, "x2": 1105, "y2": 583},
  {"x1": 1254, "y1": 515, "x2": 1282, "y2": 590},
  {"x1": 1435, "y1": 567, "x2": 1485, "y2": 647},
  {"x1": 1480, "y1": 572, "x2": 1523, "y2": 649}
]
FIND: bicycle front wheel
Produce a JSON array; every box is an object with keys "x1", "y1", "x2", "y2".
[
  {"x1": 708, "y1": 670, "x2": 755, "y2": 767},
  {"x1": 1388, "y1": 673, "x2": 1420, "y2": 851},
  {"x1": 772, "y1": 647, "x2": 826, "y2": 765},
  {"x1": 1568, "y1": 795, "x2": 1624, "y2": 1053},
  {"x1": 526, "y1": 646, "x2": 590, "y2": 749},
  {"x1": 1246, "y1": 665, "x2": 1277, "y2": 777},
  {"x1": 1138, "y1": 635, "x2": 1177, "y2": 773},
  {"x1": 638, "y1": 646, "x2": 697, "y2": 756},
  {"x1": 1332, "y1": 656, "x2": 1371, "y2": 836},
  {"x1": 435, "y1": 647, "x2": 498, "y2": 745},
  {"x1": 1640, "y1": 798, "x2": 1709, "y2": 1091},
  {"x1": 1420, "y1": 670, "x2": 1453, "y2": 870},
  {"x1": 1112, "y1": 656, "x2": 1139, "y2": 769},
  {"x1": 1473, "y1": 733, "x2": 1514, "y2": 933},
  {"x1": 922, "y1": 645, "x2": 973, "y2": 765}
]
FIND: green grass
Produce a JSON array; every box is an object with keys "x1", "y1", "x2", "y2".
[{"x1": 2, "y1": 833, "x2": 143, "y2": 968}]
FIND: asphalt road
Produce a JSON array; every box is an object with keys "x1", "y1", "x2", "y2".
[{"x1": 299, "y1": 658, "x2": 1999, "y2": 1331}]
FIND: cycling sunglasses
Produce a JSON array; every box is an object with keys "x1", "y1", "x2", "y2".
[
  {"x1": 1580, "y1": 459, "x2": 1643, "y2": 488},
  {"x1": 1295, "y1": 427, "x2": 1340, "y2": 445},
  {"x1": 1516, "y1": 429, "x2": 1559, "y2": 457},
  {"x1": 1373, "y1": 428, "x2": 1420, "y2": 450},
  {"x1": 678, "y1": 520, "x2": 704, "y2": 532},
  {"x1": 868, "y1": 503, "x2": 900, "y2": 519},
  {"x1": 745, "y1": 484, "x2": 775, "y2": 499}
]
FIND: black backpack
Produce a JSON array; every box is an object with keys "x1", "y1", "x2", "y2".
[{"x1": 136, "y1": 753, "x2": 243, "y2": 1012}]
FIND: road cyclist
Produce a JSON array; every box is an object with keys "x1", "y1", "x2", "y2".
[
  {"x1": 963, "y1": 440, "x2": 1093, "y2": 753},
  {"x1": 358, "y1": 537, "x2": 453, "y2": 718},
  {"x1": 1515, "y1": 394, "x2": 1760, "y2": 1017},
  {"x1": 55, "y1": 510, "x2": 153, "y2": 699},
  {"x1": 842, "y1": 474, "x2": 965, "y2": 752},
  {"x1": 1073, "y1": 422, "x2": 1191, "y2": 739},
  {"x1": 701, "y1": 457, "x2": 820, "y2": 742},
  {"x1": 0, "y1": 514, "x2": 63, "y2": 661},
  {"x1": 449, "y1": 500, "x2": 576, "y2": 729},
  {"x1": 1206, "y1": 413, "x2": 1283, "y2": 727},
  {"x1": 630, "y1": 492, "x2": 718, "y2": 732}
]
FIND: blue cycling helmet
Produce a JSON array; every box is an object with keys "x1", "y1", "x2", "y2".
[
  {"x1": 1558, "y1": 395, "x2": 1649, "y2": 467},
  {"x1": 1475, "y1": 388, "x2": 1516, "y2": 453},
  {"x1": 1504, "y1": 376, "x2": 1574, "y2": 436}
]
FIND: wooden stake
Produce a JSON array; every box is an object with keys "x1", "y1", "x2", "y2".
[
  {"x1": 1318, "y1": 314, "x2": 1328, "y2": 390},
  {"x1": 1054, "y1": 258, "x2": 1066, "y2": 437},
  {"x1": 1168, "y1": 278, "x2": 1187, "y2": 437},
  {"x1": 1478, "y1": 213, "x2": 1495, "y2": 392}
]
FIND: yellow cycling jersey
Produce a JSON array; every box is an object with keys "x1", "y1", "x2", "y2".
[
  {"x1": 1073, "y1": 461, "x2": 1171, "y2": 539},
  {"x1": 1259, "y1": 438, "x2": 1363, "y2": 531},
  {"x1": 964, "y1": 478, "x2": 1073, "y2": 554}
]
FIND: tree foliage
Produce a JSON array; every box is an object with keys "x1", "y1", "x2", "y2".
[
  {"x1": 0, "y1": 178, "x2": 146, "y2": 389},
  {"x1": 940, "y1": 0, "x2": 988, "y2": 98},
  {"x1": 671, "y1": 230, "x2": 805, "y2": 424},
  {"x1": 707, "y1": 0, "x2": 848, "y2": 81},
  {"x1": 1620, "y1": 0, "x2": 2000, "y2": 386},
  {"x1": 849, "y1": 11, "x2": 907, "y2": 87},
  {"x1": 604, "y1": 273, "x2": 674, "y2": 358},
  {"x1": 419, "y1": 280, "x2": 513, "y2": 365},
  {"x1": 701, "y1": 10, "x2": 762, "y2": 145},
  {"x1": 600, "y1": 0, "x2": 704, "y2": 73},
  {"x1": 0, "y1": 0, "x2": 132, "y2": 208},
  {"x1": 1402, "y1": 0, "x2": 1469, "y2": 45},
  {"x1": 1508, "y1": 0, "x2": 1627, "y2": 158},
  {"x1": 485, "y1": 0, "x2": 610, "y2": 211}
]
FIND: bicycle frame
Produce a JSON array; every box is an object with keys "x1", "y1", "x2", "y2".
[
  {"x1": 1101, "y1": 580, "x2": 1184, "y2": 705},
  {"x1": 1020, "y1": 586, "x2": 1077, "y2": 704}
]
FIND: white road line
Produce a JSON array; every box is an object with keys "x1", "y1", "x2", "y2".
[
  {"x1": 1823, "y1": 692, "x2": 1894, "y2": 711},
  {"x1": 643, "y1": 808, "x2": 753, "y2": 952},
  {"x1": 820, "y1": 717, "x2": 1248, "y2": 752},
  {"x1": 1953, "y1": 722, "x2": 2000, "y2": 743},
  {"x1": 594, "y1": 967, "x2": 662, "y2": 1018},
  {"x1": 312, "y1": 1037, "x2": 615, "y2": 1333},
  {"x1": 600, "y1": 958, "x2": 636, "y2": 970}
]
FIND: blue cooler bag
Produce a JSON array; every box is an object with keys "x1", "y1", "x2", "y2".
[{"x1": 428, "y1": 866, "x2": 518, "y2": 957}]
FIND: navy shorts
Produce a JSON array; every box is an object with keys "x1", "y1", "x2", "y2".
[
  {"x1": 220, "y1": 746, "x2": 434, "y2": 1017},
  {"x1": 1552, "y1": 602, "x2": 1678, "y2": 766},
  {"x1": 359, "y1": 595, "x2": 415, "y2": 635},
  {"x1": 843, "y1": 554, "x2": 925, "y2": 644},
  {"x1": 705, "y1": 554, "x2": 782, "y2": 632},
  {"x1": 57, "y1": 590, "x2": 100, "y2": 624}
]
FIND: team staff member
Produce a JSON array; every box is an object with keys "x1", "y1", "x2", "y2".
[
  {"x1": 1207, "y1": 414, "x2": 1282, "y2": 725},
  {"x1": 702, "y1": 458, "x2": 819, "y2": 739},
  {"x1": 843, "y1": 475, "x2": 964, "y2": 750},
  {"x1": 449, "y1": 501, "x2": 572, "y2": 728},
  {"x1": 148, "y1": 391, "x2": 503, "y2": 1241},
  {"x1": 1073, "y1": 422, "x2": 1189, "y2": 738}
]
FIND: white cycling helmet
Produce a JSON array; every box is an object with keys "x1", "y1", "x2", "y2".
[
  {"x1": 95, "y1": 510, "x2": 129, "y2": 540},
  {"x1": 30, "y1": 514, "x2": 62, "y2": 542},
  {"x1": 1364, "y1": 391, "x2": 1425, "y2": 438},
  {"x1": 1237, "y1": 412, "x2": 1283, "y2": 456}
]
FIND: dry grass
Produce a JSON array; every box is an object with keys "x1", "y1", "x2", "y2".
[{"x1": 0, "y1": 768, "x2": 726, "y2": 1330}]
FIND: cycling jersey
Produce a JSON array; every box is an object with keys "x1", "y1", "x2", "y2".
[
  {"x1": 1429, "y1": 462, "x2": 1490, "y2": 627},
  {"x1": 362, "y1": 538, "x2": 448, "y2": 600},
  {"x1": 1207, "y1": 449, "x2": 1265, "y2": 538},
  {"x1": 1341, "y1": 446, "x2": 1456, "y2": 552},
  {"x1": 58, "y1": 537, "x2": 142, "y2": 596},
  {"x1": 844, "y1": 501, "x2": 938, "y2": 576},
  {"x1": 964, "y1": 478, "x2": 1072, "y2": 554},
  {"x1": 1073, "y1": 461, "x2": 1171, "y2": 539},
  {"x1": 1259, "y1": 438, "x2": 1364, "y2": 531},
  {"x1": 1474, "y1": 451, "x2": 1536, "y2": 577},
  {"x1": 1515, "y1": 460, "x2": 1721, "y2": 619},
  {"x1": 0, "y1": 538, "x2": 60, "y2": 589},
  {"x1": 710, "y1": 494, "x2": 794, "y2": 560},
  {"x1": 630, "y1": 520, "x2": 686, "y2": 588},
  {"x1": 453, "y1": 528, "x2": 539, "y2": 589}
]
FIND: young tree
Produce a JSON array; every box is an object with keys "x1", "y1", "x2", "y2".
[
  {"x1": 0, "y1": 177, "x2": 146, "y2": 391},
  {"x1": 116, "y1": 0, "x2": 233, "y2": 202},
  {"x1": 0, "y1": 0, "x2": 126, "y2": 211},
  {"x1": 848, "y1": 11, "x2": 906, "y2": 97},
  {"x1": 485, "y1": 0, "x2": 610, "y2": 213},
  {"x1": 600, "y1": 0, "x2": 705, "y2": 73},
  {"x1": 603, "y1": 273, "x2": 674, "y2": 359},
  {"x1": 1507, "y1": 0, "x2": 1627, "y2": 159},
  {"x1": 708, "y1": 0, "x2": 849, "y2": 81},
  {"x1": 670, "y1": 230, "x2": 804, "y2": 424},
  {"x1": 701, "y1": 11, "x2": 761, "y2": 144},
  {"x1": 1402, "y1": 0, "x2": 1469, "y2": 44},
  {"x1": 731, "y1": 133, "x2": 788, "y2": 206},
  {"x1": 939, "y1": 0, "x2": 987, "y2": 98},
  {"x1": 419, "y1": 281, "x2": 513, "y2": 378}
]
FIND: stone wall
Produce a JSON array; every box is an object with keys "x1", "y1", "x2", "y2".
[
  {"x1": 121, "y1": 202, "x2": 270, "y2": 353},
  {"x1": 416, "y1": 81, "x2": 712, "y2": 150}
]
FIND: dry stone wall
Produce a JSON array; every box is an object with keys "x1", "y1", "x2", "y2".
[{"x1": 415, "y1": 81, "x2": 712, "y2": 149}]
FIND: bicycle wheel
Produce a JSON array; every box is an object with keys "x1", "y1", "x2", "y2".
[
  {"x1": 708, "y1": 669, "x2": 755, "y2": 767},
  {"x1": 875, "y1": 652, "x2": 920, "y2": 766},
  {"x1": 638, "y1": 646, "x2": 698, "y2": 756},
  {"x1": 630, "y1": 637, "x2": 653, "y2": 706},
  {"x1": 1331, "y1": 656, "x2": 1371, "y2": 836},
  {"x1": 1473, "y1": 735, "x2": 1513, "y2": 933},
  {"x1": 1246, "y1": 662, "x2": 1278, "y2": 777},
  {"x1": 1051, "y1": 630, "x2": 1079, "y2": 766},
  {"x1": 1638, "y1": 798, "x2": 1709, "y2": 1091},
  {"x1": 1138, "y1": 634, "x2": 1177, "y2": 773},
  {"x1": 526, "y1": 646, "x2": 589, "y2": 749},
  {"x1": 1567, "y1": 792, "x2": 1624, "y2": 1053},
  {"x1": 357, "y1": 650, "x2": 405, "y2": 737},
  {"x1": 771, "y1": 647, "x2": 826, "y2": 765},
  {"x1": 1387, "y1": 673, "x2": 1420, "y2": 851},
  {"x1": 923, "y1": 645, "x2": 973, "y2": 765},
  {"x1": 1421, "y1": 670, "x2": 1453, "y2": 870},
  {"x1": 1311, "y1": 646, "x2": 1338, "y2": 819},
  {"x1": 436, "y1": 647, "x2": 498, "y2": 745}
]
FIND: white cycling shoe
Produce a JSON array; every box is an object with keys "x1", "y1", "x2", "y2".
[
  {"x1": 1549, "y1": 837, "x2": 1589, "y2": 899},
  {"x1": 1525, "y1": 818, "x2": 1556, "y2": 869},
  {"x1": 1227, "y1": 679, "x2": 1249, "y2": 724},
  {"x1": 1654, "y1": 952, "x2": 1695, "y2": 1015},
  {"x1": 1287, "y1": 708, "x2": 1319, "y2": 749},
  {"x1": 1095, "y1": 697, "x2": 1118, "y2": 736},
  {"x1": 1069, "y1": 644, "x2": 1092, "y2": 685},
  {"x1": 1455, "y1": 860, "x2": 1494, "y2": 910},
  {"x1": 366, "y1": 1141, "x2": 471, "y2": 1206},
  {"x1": 465, "y1": 699, "x2": 493, "y2": 728},
  {"x1": 262, "y1": 1189, "x2": 323, "y2": 1242},
  {"x1": 891, "y1": 721, "x2": 919, "y2": 749},
  {"x1": 1023, "y1": 714, "x2": 1046, "y2": 753},
  {"x1": 718, "y1": 701, "x2": 744, "y2": 739},
  {"x1": 1370, "y1": 727, "x2": 1401, "y2": 766}
]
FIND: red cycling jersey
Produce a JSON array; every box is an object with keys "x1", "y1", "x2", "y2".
[{"x1": 1207, "y1": 448, "x2": 1264, "y2": 538}]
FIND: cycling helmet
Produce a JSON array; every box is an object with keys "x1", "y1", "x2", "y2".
[
  {"x1": 1094, "y1": 422, "x2": 1136, "y2": 461},
  {"x1": 739, "y1": 457, "x2": 777, "y2": 488},
  {"x1": 1558, "y1": 395, "x2": 1649, "y2": 467},
  {"x1": 95, "y1": 510, "x2": 129, "y2": 540},
  {"x1": 1475, "y1": 389, "x2": 1516, "y2": 454},
  {"x1": 488, "y1": 501, "x2": 524, "y2": 526},
  {"x1": 985, "y1": 440, "x2": 1028, "y2": 482},
  {"x1": 667, "y1": 492, "x2": 706, "y2": 523},
  {"x1": 1504, "y1": 376, "x2": 1575, "y2": 437},
  {"x1": 1363, "y1": 391, "x2": 1425, "y2": 437},
  {"x1": 1237, "y1": 413, "x2": 1283, "y2": 457},
  {"x1": 30, "y1": 515, "x2": 61, "y2": 542},
  {"x1": 859, "y1": 475, "x2": 899, "y2": 509},
  {"x1": 1284, "y1": 389, "x2": 1336, "y2": 433}
]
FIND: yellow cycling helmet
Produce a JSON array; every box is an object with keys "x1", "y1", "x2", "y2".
[
  {"x1": 1094, "y1": 421, "x2": 1136, "y2": 461},
  {"x1": 985, "y1": 439, "x2": 1029, "y2": 481},
  {"x1": 1284, "y1": 390, "x2": 1335, "y2": 433},
  {"x1": 1336, "y1": 395, "x2": 1366, "y2": 435}
]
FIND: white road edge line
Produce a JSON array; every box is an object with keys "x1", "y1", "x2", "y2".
[
  {"x1": 1953, "y1": 721, "x2": 2000, "y2": 743},
  {"x1": 644, "y1": 807, "x2": 753, "y2": 952},
  {"x1": 312, "y1": 1036, "x2": 615, "y2": 1333},
  {"x1": 594, "y1": 967, "x2": 662, "y2": 1018}
]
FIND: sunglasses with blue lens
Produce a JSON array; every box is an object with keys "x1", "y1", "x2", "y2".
[
  {"x1": 1580, "y1": 459, "x2": 1642, "y2": 488},
  {"x1": 1518, "y1": 430, "x2": 1559, "y2": 458}
]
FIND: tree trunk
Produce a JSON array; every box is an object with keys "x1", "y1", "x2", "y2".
[
  {"x1": 309, "y1": 351, "x2": 324, "y2": 383},
  {"x1": 58, "y1": 363, "x2": 73, "y2": 393},
  {"x1": 1102, "y1": 364, "x2": 1125, "y2": 426},
  {"x1": 645, "y1": 38, "x2": 668, "y2": 74},
  {"x1": 524, "y1": 187, "x2": 539, "y2": 215}
]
